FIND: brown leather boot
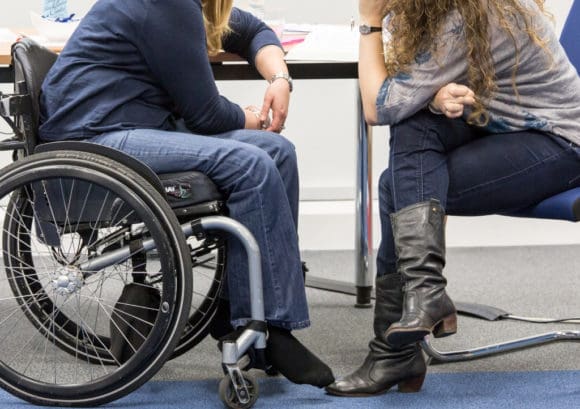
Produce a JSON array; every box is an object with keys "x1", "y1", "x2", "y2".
[
  {"x1": 385, "y1": 199, "x2": 456, "y2": 347},
  {"x1": 325, "y1": 274, "x2": 426, "y2": 396}
]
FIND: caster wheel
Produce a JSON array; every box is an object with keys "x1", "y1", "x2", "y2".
[{"x1": 219, "y1": 372, "x2": 259, "y2": 409}]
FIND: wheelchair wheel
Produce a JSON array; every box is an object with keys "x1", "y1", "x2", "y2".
[
  {"x1": 4, "y1": 176, "x2": 225, "y2": 362},
  {"x1": 3, "y1": 192, "x2": 109, "y2": 363},
  {"x1": 171, "y1": 236, "x2": 226, "y2": 358},
  {"x1": 0, "y1": 151, "x2": 192, "y2": 406}
]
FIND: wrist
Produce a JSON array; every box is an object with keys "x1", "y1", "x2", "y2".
[
  {"x1": 245, "y1": 106, "x2": 264, "y2": 129},
  {"x1": 428, "y1": 101, "x2": 444, "y2": 115},
  {"x1": 359, "y1": 15, "x2": 384, "y2": 27},
  {"x1": 269, "y1": 71, "x2": 293, "y2": 92}
]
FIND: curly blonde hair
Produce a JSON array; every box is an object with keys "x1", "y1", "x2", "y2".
[
  {"x1": 201, "y1": 0, "x2": 233, "y2": 56},
  {"x1": 383, "y1": 0, "x2": 551, "y2": 126}
]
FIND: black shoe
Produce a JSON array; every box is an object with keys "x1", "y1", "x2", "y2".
[
  {"x1": 265, "y1": 326, "x2": 334, "y2": 388},
  {"x1": 326, "y1": 274, "x2": 426, "y2": 397},
  {"x1": 325, "y1": 343, "x2": 425, "y2": 396}
]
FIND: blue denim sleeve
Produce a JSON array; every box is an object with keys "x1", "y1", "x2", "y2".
[
  {"x1": 223, "y1": 7, "x2": 282, "y2": 66},
  {"x1": 375, "y1": 14, "x2": 466, "y2": 126}
]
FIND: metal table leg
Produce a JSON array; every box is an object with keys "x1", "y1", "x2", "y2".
[
  {"x1": 303, "y1": 86, "x2": 375, "y2": 308},
  {"x1": 354, "y1": 92, "x2": 373, "y2": 308}
]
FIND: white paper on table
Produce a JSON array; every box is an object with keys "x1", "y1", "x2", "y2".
[
  {"x1": 0, "y1": 28, "x2": 18, "y2": 43},
  {"x1": 284, "y1": 24, "x2": 359, "y2": 62},
  {"x1": 26, "y1": 35, "x2": 67, "y2": 49},
  {"x1": 283, "y1": 23, "x2": 317, "y2": 34}
]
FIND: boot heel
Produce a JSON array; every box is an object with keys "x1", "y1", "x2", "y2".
[
  {"x1": 398, "y1": 374, "x2": 425, "y2": 393},
  {"x1": 433, "y1": 314, "x2": 457, "y2": 338}
]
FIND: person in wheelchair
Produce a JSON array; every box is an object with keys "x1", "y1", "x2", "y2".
[
  {"x1": 38, "y1": 0, "x2": 333, "y2": 388},
  {"x1": 326, "y1": 0, "x2": 580, "y2": 397}
]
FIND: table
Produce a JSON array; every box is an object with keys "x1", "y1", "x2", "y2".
[{"x1": 0, "y1": 43, "x2": 375, "y2": 308}]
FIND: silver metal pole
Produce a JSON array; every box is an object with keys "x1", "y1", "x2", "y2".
[
  {"x1": 80, "y1": 216, "x2": 265, "y2": 326},
  {"x1": 354, "y1": 90, "x2": 374, "y2": 308},
  {"x1": 198, "y1": 216, "x2": 265, "y2": 323}
]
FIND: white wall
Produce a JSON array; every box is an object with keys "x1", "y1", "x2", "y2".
[{"x1": 1, "y1": 0, "x2": 577, "y2": 250}]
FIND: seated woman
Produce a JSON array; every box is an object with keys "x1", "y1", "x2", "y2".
[
  {"x1": 39, "y1": 0, "x2": 333, "y2": 388},
  {"x1": 327, "y1": 0, "x2": 580, "y2": 396}
]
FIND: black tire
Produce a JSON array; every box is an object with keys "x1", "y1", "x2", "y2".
[
  {"x1": 5, "y1": 188, "x2": 226, "y2": 362},
  {"x1": 2, "y1": 160, "x2": 227, "y2": 362},
  {"x1": 0, "y1": 151, "x2": 192, "y2": 406}
]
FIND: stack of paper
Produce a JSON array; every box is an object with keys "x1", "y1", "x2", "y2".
[{"x1": 284, "y1": 24, "x2": 359, "y2": 62}]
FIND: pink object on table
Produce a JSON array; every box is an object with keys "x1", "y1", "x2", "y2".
[{"x1": 281, "y1": 37, "x2": 305, "y2": 47}]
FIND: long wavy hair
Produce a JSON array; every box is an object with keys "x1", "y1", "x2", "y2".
[
  {"x1": 383, "y1": 0, "x2": 551, "y2": 126},
  {"x1": 201, "y1": 0, "x2": 233, "y2": 56}
]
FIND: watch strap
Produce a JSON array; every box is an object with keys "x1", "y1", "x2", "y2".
[
  {"x1": 359, "y1": 25, "x2": 382, "y2": 35},
  {"x1": 269, "y1": 72, "x2": 293, "y2": 92}
]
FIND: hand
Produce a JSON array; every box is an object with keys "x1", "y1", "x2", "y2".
[
  {"x1": 244, "y1": 106, "x2": 270, "y2": 130},
  {"x1": 359, "y1": 0, "x2": 389, "y2": 25},
  {"x1": 260, "y1": 76, "x2": 290, "y2": 133},
  {"x1": 430, "y1": 83, "x2": 476, "y2": 119}
]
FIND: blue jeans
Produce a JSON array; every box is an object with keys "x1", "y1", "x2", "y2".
[
  {"x1": 377, "y1": 109, "x2": 580, "y2": 276},
  {"x1": 89, "y1": 126, "x2": 309, "y2": 330}
]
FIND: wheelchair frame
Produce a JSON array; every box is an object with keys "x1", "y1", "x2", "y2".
[{"x1": 0, "y1": 38, "x2": 266, "y2": 408}]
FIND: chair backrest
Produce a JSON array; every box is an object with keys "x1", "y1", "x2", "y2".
[
  {"x1": 11, "y1": 38, "x2": 58, "y2": 154},
  {"x1": 561, "y1": 0, "x2": 579, "y2": 73}
]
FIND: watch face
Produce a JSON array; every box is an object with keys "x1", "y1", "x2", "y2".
[{"x1": 359, "y1": 25, "x2": 381, "y2": 35}]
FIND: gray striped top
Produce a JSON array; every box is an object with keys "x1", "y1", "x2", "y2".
[{"x1": 376, "y1": 0, "x2": 580, "y2": 146}]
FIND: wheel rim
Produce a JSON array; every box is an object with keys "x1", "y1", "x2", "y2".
[{"x1": 0, "y1": 157, "x2": 190, "y2": 404}]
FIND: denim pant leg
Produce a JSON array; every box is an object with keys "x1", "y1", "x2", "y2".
[
  {"x1": 376, "y1": 168, "x2": 397, "y2": 276},
  {"x1": 377, "y1": 110, "x2": 481, "y2": 277},
  {"x1": 377, "y1": 109, "x2": 580, "y2": 277},
  {"x1": 173, "y1": 121, "x2": 300, "y2": 227},
  {"x1": 445, "y1": 131, "x2": 580, "y2": 215},
  {"x1": 88, "y1": 128, "x2": 309, "y2": 330},
  {"x1": 209, "y1": 129, "x2": 300, "y2": 228}
]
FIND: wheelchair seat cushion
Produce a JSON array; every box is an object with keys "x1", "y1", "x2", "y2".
[{"x1": 159, "y1": 171, "x2": 223, "y2": 209}]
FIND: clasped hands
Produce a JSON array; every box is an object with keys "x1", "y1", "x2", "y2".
[
  {"x1": 430, "y1": 83, "x2": 476, "y2": 119},
  {"x1": 244, "y1": 77, "x2": 290, "y2": 133}
]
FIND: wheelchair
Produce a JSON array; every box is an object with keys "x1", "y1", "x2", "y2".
[{"x1": 0, "y1": 38, "x2": 266, "y2": 408}]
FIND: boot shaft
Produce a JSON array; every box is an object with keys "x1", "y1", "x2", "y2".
[
  {"x1": 385, "y1": 199, "x2": 457, "y2": 346},
  {"x1": 373, "y1": 273, "x2": 403, "y2": 337},
  {"x1": 390, "y1": 199, "x2": 446, "y2": 290}
]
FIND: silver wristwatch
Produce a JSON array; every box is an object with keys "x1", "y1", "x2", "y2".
[{"x1": 269, "y1": 72, "x2": 293, "y2": 92}]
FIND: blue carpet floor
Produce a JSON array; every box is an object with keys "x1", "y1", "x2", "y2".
[{"x1": 1, "y1": 370, "x2": 579, "y2": 408}]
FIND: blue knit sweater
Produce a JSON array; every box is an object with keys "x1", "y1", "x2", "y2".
[{"x1": 39, "y1": 0, "x2": 280, "y2": 140}]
